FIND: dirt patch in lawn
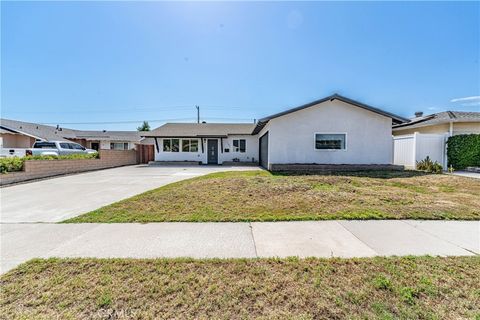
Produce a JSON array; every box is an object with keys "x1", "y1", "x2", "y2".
[
  {"x1": 65, "y1": 170, "x2": 480, "y2": 222},
  {"x1": 1, "y1": 257, "x2": 479, "y2": 319}
]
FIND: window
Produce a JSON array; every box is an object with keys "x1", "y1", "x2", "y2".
[
  {"x1": 163, "y1": 139, "x2": 179, "y2": 152},
  {"x1": 110, "y1": 142, "x2": 129, "y2": 150},
  {"x1": 239, "y1": 139, "x2": 246, "y2": 153},
  {"x1": 71, "y1": 143, "x2": 85, "y2": 150},
  {"x1": 315, "y1": 133, "x2": 346, "y2": 150},
  {"x1": 33, "y1": 142, "x2": 56, "y2": 149},
  {"x1": 60, "y1": 143, "x2": 71, "y2": 149},
  {"x1": 232, "y1": 139, "x2": 246, "y2": 153},
  {"x1": 163, "y1": 139, "x2": 171, "y2": 151},
  {"x1": 181, "y1": 139, "x2": 198, "y2": 152}
]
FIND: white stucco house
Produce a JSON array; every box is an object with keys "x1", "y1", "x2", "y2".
[{"x1": 143, "y1": 94, "x2": 408, "y2": 170}]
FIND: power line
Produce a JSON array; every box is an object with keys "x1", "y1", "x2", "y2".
[
  {"x1": 39, "y1": 117, "x2": 256, "y2": 125},
  {"x1": 4, "y1": 105, "x2": 255, "y2": 115}
]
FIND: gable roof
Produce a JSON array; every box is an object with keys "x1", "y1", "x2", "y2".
[
  {"x1": 142, "y1": 123, "x2": 256, "y2": 138},
  {"x1": 393, "y1": 111, "x2": 480, "y2": 130},
  {"x1": 73, "y1": 130, "x2": 143, "y2": 141},
  {"x1": 252, "y1": 94, "x2": 409, "y2": 134},
  {"x1": 0, "y1": 118, "x2": 77, "y2": 141},
  {"x1": 0, "y1": 118, "x2": 143, "y2": 142}
]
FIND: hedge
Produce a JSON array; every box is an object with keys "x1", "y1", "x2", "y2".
[
  {"x1": 0, "y1": 153, "x2": 99, "y2": 174},
  {"x1": 446, "y1": 134, "x2": 480, "y2": 169}
]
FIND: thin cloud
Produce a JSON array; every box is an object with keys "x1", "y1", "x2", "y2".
[{"x1": 450, "y1": 96, "x2": 480, "y2": 103}]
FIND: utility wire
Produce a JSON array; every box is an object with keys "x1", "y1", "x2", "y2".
[
  {"x1": 40, "y1": 117, "x2": 256, "y2": 125},
  {"x1": 5, "y1": 105, "x2": 255, "y2": 114}
]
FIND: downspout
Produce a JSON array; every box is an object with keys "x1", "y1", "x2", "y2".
[{"x1": 445, "y1": 122, "x2": 453, "y2": 171}]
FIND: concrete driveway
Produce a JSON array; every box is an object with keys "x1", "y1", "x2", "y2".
[{"x1": 0, "y1": 164, "x2": 261, "y2": 223}]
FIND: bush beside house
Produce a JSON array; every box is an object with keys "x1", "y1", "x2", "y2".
[{"x1": 447, "y1": 134, "x2": 480, "y2": 169}]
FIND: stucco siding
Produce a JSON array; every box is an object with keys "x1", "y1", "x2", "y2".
[
  {"x1": 219, "y1": 135, "x2": 258, "y2": 164},
  {"x1": 154, "y1": 135, "x2": 258, "y2": 164},
  {"x1": 394, "y1": 124, "x2": 449, "y2": 135},
  {"x1": 265, "y1": 100, "x2": 393, "y2": 165},
  {"x1": 0, "y1": 133, "x2": 35, "y2": 148},
  {"x1": 452, "y1": 122, "x2": 480, "y2": 135},
  {"x1": 393, "y1": 122, "x2": 479, "y2": 136}
]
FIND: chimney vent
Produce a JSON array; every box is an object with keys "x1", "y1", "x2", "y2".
[{"x1": 414, "y1": 111, "x2": 423, "y2": 118}]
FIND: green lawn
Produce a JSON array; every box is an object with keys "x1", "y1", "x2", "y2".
[
  {"x1": 65, "y1": 170, "x2": 480, "y2": 223},
  {"x1": 1, "y1": 257, "x2": 478, "y2": 319}
]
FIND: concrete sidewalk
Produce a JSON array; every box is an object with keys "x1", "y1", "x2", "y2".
[{"x1": 1, "y1": 220, "x2": 478, "y2": 274}]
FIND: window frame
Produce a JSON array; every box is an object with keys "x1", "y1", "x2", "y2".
[
  {"x1": 181, "y1": 139, "x2": 199, "y2": 152},
  {"x1": 313, "y1": 133, "x2": 347, "y2": 151},
  {"x1": 162, "y1": 138, "x2": 180, "y2": 152},
  {"x1": 232, "y1": 139, "x2": 246, "y2": 153},
  {"x1": 110, "y1": 142, "x2": 129, "y2": 150},
  {"x1": 239, "y1": 139, "x2": 246, "y2": 153}
]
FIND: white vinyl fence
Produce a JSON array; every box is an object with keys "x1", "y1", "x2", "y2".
[{"x1": 393, "y1": 133, "x2": 448, "y2": 169}]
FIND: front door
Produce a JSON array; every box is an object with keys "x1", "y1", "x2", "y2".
[{"x1": 207, "y1": 139, "x2": 218, "y2": 164}]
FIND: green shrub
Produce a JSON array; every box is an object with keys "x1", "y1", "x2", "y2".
[
  {"x1": 0, "y1": 157, "x2": 25, "y2": 174},
  {"x1": 447, "y1": 134, "x2": 480, "y2": 169},
  {"x1": 416, "y1": 156, "x2": 443, "y2": 173},
  {"x1": 0, "y1": 152, "x2": 99, "y2": 174},
  {"x1": 26, "y1": 153, "x2": 99, "y2": 161}
]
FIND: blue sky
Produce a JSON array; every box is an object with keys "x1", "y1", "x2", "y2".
[{"x1": 2, "y1": 1, "x2": 479, "y2": 130}]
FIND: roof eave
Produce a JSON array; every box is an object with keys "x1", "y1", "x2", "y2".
[
  {"x1": 0, "y1": 124, "x2": 44, "y2": 140},
  {"x1": 252, "y1": 94, "x2": 409, "y2": 134}
]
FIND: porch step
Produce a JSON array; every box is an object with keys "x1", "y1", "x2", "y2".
[{"x1": 148, "y1": 161, "x2": 200, "y2": 166}]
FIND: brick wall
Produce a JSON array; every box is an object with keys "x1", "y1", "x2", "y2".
[
  {"x1": 0, "y1": 150, "x2": 137, "y2": 186},
  {"x1": 269, "y1": 163, "x2": 404, "y2": 173}
]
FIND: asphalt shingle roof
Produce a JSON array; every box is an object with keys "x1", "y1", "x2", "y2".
[
  {"x1": 142, "y1": 123, "x2": 256, "y2": 137},
  {"x1": 73, "y1": 130, "x2": 143, "y2": 141},
  {"x1": 0, "y1": 119, "x2": 143, "y2": 142},
  {"x1": 393, "y1": 111, "x2": 480, "y2": 130}
]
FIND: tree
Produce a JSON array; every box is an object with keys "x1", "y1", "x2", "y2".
[{"x1": 137, "y1": 121, "x2": 151, "y2": 131}]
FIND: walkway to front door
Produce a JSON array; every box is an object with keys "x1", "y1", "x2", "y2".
[{"x1": 207, "y1": 139, "x2": 218, "y2": 164}]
